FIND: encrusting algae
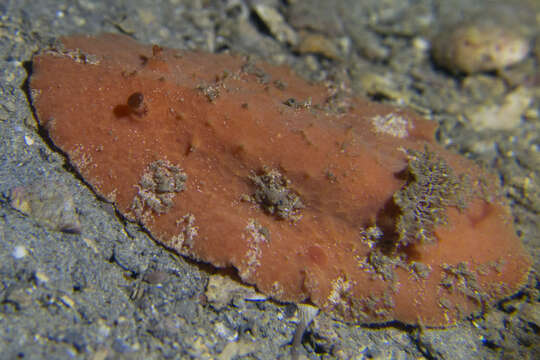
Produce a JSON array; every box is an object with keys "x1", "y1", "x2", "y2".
[{"x1": 29, "y1": 33, "x2": 531, "y2": 326}]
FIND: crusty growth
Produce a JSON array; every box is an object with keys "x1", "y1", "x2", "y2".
[
  {"x1": 440, "y1": 262, "x2": 484, "y2": 304},
  {"x1": 394, "y1": 147, "x2": 470, "y2": 246},
  {"x1": 249, "y1": 168, "x2": 304, "y2": 221},
  {"x1": 131, "y1": 160, "x2": 187, "y2": 223}
]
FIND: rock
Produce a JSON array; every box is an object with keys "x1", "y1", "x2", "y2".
[
  {"x1": 432, "y1": 21, "x2": 530, "y2": 74},
  {"x1": 465, "y1": 87, "x2": 532, "y2": 130},
  {"x1": 252, "y1": 4, "x2": 298, "y2": 46},
  {"x1": 9, "y1": 180, "x2": 81, "y2": 233},
  {"x1": 296, "y1": 32, "x2": 342, "y2": 59},
  {"x1": 205, "y1": 274, "x2": 266, "y2": 311}
]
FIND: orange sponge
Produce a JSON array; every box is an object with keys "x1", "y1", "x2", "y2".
[{"x1": 30, "y1": 33, "x2": 531, "y2": 326}]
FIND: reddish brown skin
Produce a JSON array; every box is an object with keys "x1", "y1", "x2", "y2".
[{"x1": 30, "y1": 33, "x2": 531, "y2": 326}]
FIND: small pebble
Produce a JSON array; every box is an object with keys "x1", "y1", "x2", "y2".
[
  {"x1": 252, "y1": 4, "x2": 298, "y2": 45},
  {"x1": 24, "y1": 135, "x2": 34, "y2": 145},
  {"x1": 142, "y1": 270, "x2": 169, "y2": 285},
  {"x1": 432, "y1": 21, "x2": 530, "y2": 73},
  {"x1": 205, "y1": 274, "x2": 266, "y2": 311},
  {"x1": 12, "y1": 245, "x2": 28, "y2": 259},
  {"x1": 214, "y1": 321, "x2": 238, "y2": 342},
  {"x1": 34, "y1": 270, "x2": 50, "y2": 285},
  {"x1": 465, "y1": 87, "x2": 532, "y2": 130},
  {"x1": 351, "y1": 29, "x2": 390, "y2": 61},
  {"x1": 60, "y1": 295, "x2": 75, "y2": 308},
  {"x1": 520, "y1": 302, "x2": 540, "y2": 328},
  {"x1": 9, "y1": 181, "x2": 81, "y2": 233},
  {"x1": 218, "y1": 340, "x2": 257, "y2": 360},
  {"x1": 412, "y1": 37, "x2": 430, "y2": 53},
  {"x1": 296, "y1": 32, "x2": 342, "y2": 59}
]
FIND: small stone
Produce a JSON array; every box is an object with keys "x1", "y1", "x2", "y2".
[
  {"x1": 296, "y1": 32, "x2": 342, "y2": 60},
  {"x1": 90, "y1": 348, "x2": 109, "y2": 360},
  {"x1": 12, "y1": 245, "x2": 28, "y2": 259},
  {"x1": 432, "y1": 21, "x2": 530, "y2": 74},
  {"x1": 60, "y1": 295, "x2": 75, "y2": 308},
  {"x1": 252, "y1": 4, "x2": 298, "y2": 46},
  {"x1": 142, "y1": 270, "x2": 169, "y2": 285},
  {"x1": 9, "y1": 181, "x2": 81, "y2": 233},
  {"x1": 520, "y1": 302, "x2": 540, "y2": 327},
  {"x1": 217, "y1": 340, "x2": 257, "y2": 360},
  {"x1": 4, "y1": 285, "x2": 33, "y2": 309},
  {"x1": 461, "y1": 75, "x2": 506, "y2": 103},
  {"x1": 205, "y1": 274, "x2": 266, "y2": 311},
  {"x1": 214, "y1": 321, "x2": 238, "y2": 342},
  {"x1": 357, "y1": 72, "x2": 410, "y2": 104},
  {"x1": 24, "y1": 135, "x2": 34, "y2": 145},
  {"x1": 412, "y1": 37, "x2": 430, "y2": 52},
  {"x1": 465, "y1": 87, "x2": 532, "y2": 130},
  {"x1": 524, "y1": 107, "x2": 539, "y2": 120},
  {"x1": 82, "y1": 237, "x2": 99, "y2": 254},
  {"x1": 351, "y1": 29, "x2": 389, "y2": 61},
  {"x1": 34, "y1": 270, "x2": 50, "y2": 285}
]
